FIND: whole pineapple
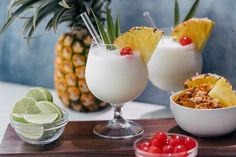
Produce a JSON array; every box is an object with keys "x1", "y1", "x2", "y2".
[
  {"x1": 1, "y1": 0, "x2": 109, "y2": 112},
  {"x1": 54, "y1": 29, "x2": 107, "y2": 112}
]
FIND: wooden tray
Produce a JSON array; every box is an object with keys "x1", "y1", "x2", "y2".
[{"x1": 1, "y1": 118, "x2": 236, "y2": 157}]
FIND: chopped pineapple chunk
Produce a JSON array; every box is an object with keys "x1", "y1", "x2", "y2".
[
  {"x1": 184, "y1": 73, "x2": 220, "y2": 89},
  {"x1": 209, "y1": 78, "x2": 236, "y2": 107}
]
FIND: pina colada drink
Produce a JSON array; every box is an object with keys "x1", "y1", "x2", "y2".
[
  {"x1": 147, "y1": 18, "x2": 214, "y2": 92},
  {"x1": 86, "y1": 46, "x2": 148, "y2": 104},
  {"x1": 85, "y1": 26, "x2": 163, "y2": 139},
  {"x1": 148, "y1": 36, "x2": 202, "y2": 92}
]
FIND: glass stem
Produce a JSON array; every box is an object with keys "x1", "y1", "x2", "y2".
[{"x1": 108, "y1": 104, "x2": 127, "y2": 129}]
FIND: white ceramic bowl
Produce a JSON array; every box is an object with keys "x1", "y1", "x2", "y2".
[{"x1": 170, "y1": 91, "x2": 236, "y2": 137}]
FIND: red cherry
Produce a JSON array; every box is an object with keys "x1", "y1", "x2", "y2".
[
  {"x1": 168, "y1": 135, "x2": 185, "y2": 147},
  {"x1": 151, "y1": 132, "x2": 167, "y2": 147},
  {"x1": 162, "y1": 144, "x2": 173, "y2": 154},
  {"x1": 120, "y1": 47, "x2": 133, "y2": 56},
  {"x1": 147, "y1": 146, "x2": 163, "y2": 154},
  {"x1": 173, "y1": 144, "x2": 187, "y2": 153},
  {"x1": 174, "y1": 135, "x2": 185, "y2": 143},
  {"x1": 184, "y1": 137, "x2": 196, "y2": 150},
  {"x1": 139, "y1": 140, "x2": 150, "y2": 152},
  {"x1": 179, "y1": 37, "x2": 192, "y2": 46},
  {"x1": 150, "y1": 139, "x2": 162, "y2": 148},
  {"x1": 153, "y1": 132, "x2": 168, "y2": 140}
]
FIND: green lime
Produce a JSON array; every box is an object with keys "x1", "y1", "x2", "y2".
[
  {"x1": 15, "y1": 125, "x2": 44, "y2": 140},
  {"x1": 36, "y1": 101, "x2": 63, "y2": 119},
  {"x1": 13, "y1": 97, "x2": 40, "y2": 114},
  {"x1": 24, "y1": 113, "x2": 58, "y2": 124},
  {"x1": 12, "y1": 113, "x2": 28, "y2": 123},
  {"x1": 26, "y1": 88, "x2": 47, "y2": 102},
  {"x1": 37, "y1": 87, "x2": 53, "y2": 102}
]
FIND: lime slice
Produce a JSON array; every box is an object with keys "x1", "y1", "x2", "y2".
[
  {"x1": 13, "y1": 97, "x2": 40, "y2": 114},
  {"x1": 26, "y1": 87, "x2": 53, "y2": 102},
  {"x1": 37, "y1": 87, "x2": 53, "y2": 102},
  {"x1": 24, "y1": 113, "x2": 58, "y2": 124},
  {"x1": 12, "y1": 113, "x2": 28, "y2": 123},
  {"x1": 36, "y1": 101, "x2": 63, "y2": 119},
  {"x1": 15, "y1": 125, "x2": 44, "y2": 140}
]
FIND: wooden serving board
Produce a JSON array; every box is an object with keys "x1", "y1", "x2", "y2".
[{"x1": 1, "y1": 119, "x2": 236, "y2": 157}]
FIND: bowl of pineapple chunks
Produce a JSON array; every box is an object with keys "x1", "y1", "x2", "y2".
[{"x1": 170, "y1": 73, "x2": 236, "y2": 137}]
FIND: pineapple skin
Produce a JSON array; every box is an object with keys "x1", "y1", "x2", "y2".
[{"x1": 54, "y1": 29, "x2": 108, "y2": 112}]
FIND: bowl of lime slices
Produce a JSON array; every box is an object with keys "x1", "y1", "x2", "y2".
[{"x1": 10, "y1": 87, "x2": 68, "y2": 145}]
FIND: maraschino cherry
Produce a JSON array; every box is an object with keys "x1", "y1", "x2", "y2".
[
  {"x1": 120, "y1": 47, "x2": 133, "y2": 56},
  {"x1": 179, "y1": 37, "x2": 192, "y2": 46}
]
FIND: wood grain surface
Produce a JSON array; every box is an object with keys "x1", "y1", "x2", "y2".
[{"x1": 1, "y1": 119, "x2": 236, "y2": 157}]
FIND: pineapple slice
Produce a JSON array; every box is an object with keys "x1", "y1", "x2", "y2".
[
  {"x1": 184, "y1": 73, "x2": 220, "y2": 89},
  {"x1": 172, "y1": 18, "x2": 215, "y2": 51},
  {"x1": 114, "y1": 26, "x2": 163, "y2": 63},
  {"x1": 208, "y1": 78, "x2": 236, "y2": 107}
]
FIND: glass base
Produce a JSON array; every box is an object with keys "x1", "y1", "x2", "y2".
[{"x1": 93, "y1": 120, "x2": 144, "y2": 139}]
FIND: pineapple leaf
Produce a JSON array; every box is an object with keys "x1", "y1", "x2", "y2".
[
  {"x1": 184, "y1": 0, "x2": 200, "y2": 21},
  {"x1": 26, "y1": 26, "x2": 35, "y2": 46},
  {"x1": 115, "y1": 14, "x2": 120, "y2": 38},
  {"x1": 52, "y1": 8, "x2": 66, "y2": 32},
  {"x1": 33, "y1": 3, "x2": 48, "y2": 29},
  {"x1": 45, "y1": 17, "x2": 54, "y2": 31},
  {"x1": 7, "y1": 0, "x2": 17, "y2": 19},
  {"x1": 2, "y1": 0, "x2": 109, "y2": 45},
  {"x1": 56, "y1": 10, "x2": 73, "y2": 25},
  {"x1": 92, "y1": 10, "x2": 110, "y2": 44},
  {"x1": 59, "y1": 0, "x2": 71, "y2": 9},
  {"x1": 82, "y1": 0, "x2": 92, "y2": 14},
  {"x1": 97, "y1": 19, "x2": 110, "y2": 44},
  {"x1": 46, "y1": 10, "x2": 68, "y2": 31},
  {"x1": 32, "y1": 1, "x2": 59, "y2": 27},
  {"x1": 20, "y1": 17, "x2": 35, "y2": 45},
  {"x1": 13, "y1": 0, "x2": 38, "y2": 6},
  {"x1": 59, "y1": 8, "x2": 76, "y2": 28},
  {"x1": 24, "y1": 1, "x2": 59, "y2": 43},
  {"x1": 106, "y1": 6, "x2": 115, "y2": 43},
  {"x1": 174, "y1": 0, "x2": 180, "y2": 26},
  {"x1": 8, "y1": 0, "x2": 49, "y2": 19},
  {"x1": 92, "y1": 0, "x2": 104, "y2": 12},
  {"x1": 0, "y1": 0, "x2": 41, "y2": 35},
  {"x1": 32, "y1": 1, "x2": 58, "y2": 28},
  {"x1": 21, "y1": 17, "x2": 33, "y2": 35},
  {"x1": 59, "y1": 15, "x2": 73, "y2": 23}
]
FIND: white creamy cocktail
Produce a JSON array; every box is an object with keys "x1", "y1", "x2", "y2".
[
  {"x1": 84, "y1": 24, "x2": 163, "y2": 139},
  {"x1": 86, "y1": 47, "x2": 148, "y2": 105},
  {"x1": 148, "y1": 36, "x2": 202, "y2": 92},
  {"x1": 85, "y1": 42, "x2": 149, "y2": 139}
]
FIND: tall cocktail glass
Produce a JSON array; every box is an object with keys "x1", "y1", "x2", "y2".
[
  {"x1": 85, "y1": 41, "x2": 148, "y2": 139},
  {"x1": 148, "y1": 35, "x2": 202, "y2": 92}
]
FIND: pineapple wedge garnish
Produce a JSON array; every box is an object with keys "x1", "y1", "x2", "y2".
[
  {"x1": 209, "y1": 78, "x2": 236, "y2": 107},
  {"x1": 184, "y1": 73, "x2": 220, "y2": 89},
  {"x1": 114, "y1": 26, "x2": 163, "y2": 63},
  {"x1": 172, "y1": 18, "x2": 215, "y2": 51}
]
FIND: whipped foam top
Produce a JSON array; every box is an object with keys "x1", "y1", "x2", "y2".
[
  {"x1": 90, "y1": 47, "x2": 141, "y2": 59},
  {"x1": 159, "y1": 36, "x2": 196, "y2": 50}
]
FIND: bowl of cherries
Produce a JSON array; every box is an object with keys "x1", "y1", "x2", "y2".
[{"x1": 133, "y1": 132, "x2": 198, "y2": 157}]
